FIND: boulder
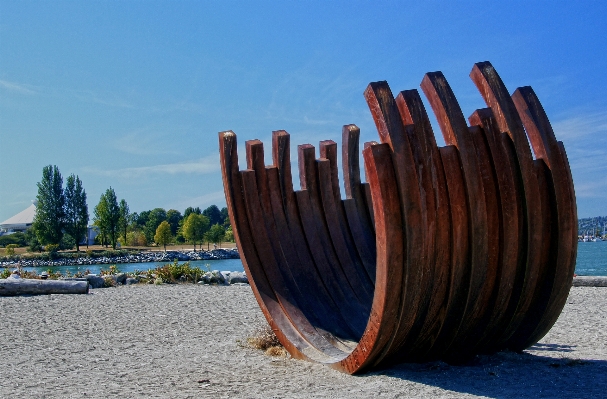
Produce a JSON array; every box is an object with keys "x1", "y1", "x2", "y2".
[
  {"x1": 115, "y1": 273, "x2": 128, "y2": 285},
  {"x1": 228, "y1": 272, "x2": 248, "y2": 284},
  {"x1": 86, "y1": 275, "x2": 105, "y2": 289},
  {"x1": 200, "y1": 271, "x2": 226, "y2": 284},
  {"x1": 125, "y1": 277, "x2": 138, "y2": 285}
]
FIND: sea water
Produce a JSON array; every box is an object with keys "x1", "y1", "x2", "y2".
[
  {"x1": 22, "y1": 258, "x2": 244, "y2": 276},
  {"x1": 575, "y1": 240, "x2": 607, "y2": 276},
  {"x1": 17, "y1": 241, "x2": 607, "y2": 276}
]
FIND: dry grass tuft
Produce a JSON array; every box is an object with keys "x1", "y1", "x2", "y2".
[
  {"x1": 265, "y1": 346, "x2": 288, "y2": 357},
  {"x1": 247, "y1": 324, "x2": 287, "y2": 357}
]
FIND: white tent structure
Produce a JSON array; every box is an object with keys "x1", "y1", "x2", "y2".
[{"x1": 0, "y1": 202, "x2": 36, "y2": 234}]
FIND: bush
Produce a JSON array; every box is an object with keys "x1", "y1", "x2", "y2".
[
  {"x1": 0, "y1": 232, "x2": 27, "y2": 247},
  {"x1": 5, "y1": 244, "x2": 18, "y2": 256},
  {"x1": 126, "y1": 231, "x2": 147, "y2": 246},
  {"x1": 59, "y1": 233, "x2": 75, "y2": 251},
  {"x1": 45, "y1": 244, "x2": 60, "y2": 258},
  {"x1": 153, "y1": 260, "x2": 206, "y2": 283}
]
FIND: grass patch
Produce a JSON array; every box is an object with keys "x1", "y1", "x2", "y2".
[{"x1": 247, "y1": 323, "x2": 287, "y2": 357}]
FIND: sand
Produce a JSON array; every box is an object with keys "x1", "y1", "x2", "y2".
[{"x1": 1, "y1": 284, "x2": 606, "y2": 398}]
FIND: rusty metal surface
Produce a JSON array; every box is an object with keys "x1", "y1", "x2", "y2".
[{"x1": 218, "y1": 62, "x2": 577, "y2": 374}]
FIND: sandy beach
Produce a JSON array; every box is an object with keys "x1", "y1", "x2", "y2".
[{"x1": 1, "y1": 284, "x2": 606, "y2": 398}]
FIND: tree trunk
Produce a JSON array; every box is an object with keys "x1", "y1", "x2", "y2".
[{"x1": 0, "y1": 279, "x2": 89, "y2": 296}]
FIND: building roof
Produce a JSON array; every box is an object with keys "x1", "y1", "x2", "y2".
[{"x1": 1, "y1": 203, "x2": 36, "y2": 227}]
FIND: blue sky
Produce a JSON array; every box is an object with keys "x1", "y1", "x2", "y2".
[{"x1": 1, "y1": 1, "x2": 606, "y2": 222}]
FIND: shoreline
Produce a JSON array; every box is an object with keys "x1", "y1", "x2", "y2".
[{"x1": 0, "y1": 248, "x2": 240, "y2": 269}]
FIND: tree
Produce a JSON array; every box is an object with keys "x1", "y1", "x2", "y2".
[
  {"x1": 224, "y1": 225, "x2": 234, "y2": 242},
  {"x1": 118, "y1": 199, "x2": 130, "y2": 245},
  {"x1": 166, "y1": 209, "x2": 182, "y2": 236},
  {"x1": 182, "y1": 213, "x2": 209, "y2": 251},
  {"x1": 144, "y1": 208, "x2": 167, "y2": 244},
  {"x1": 183, "y1": 206, "x2": 201, "y2": 219},
  {"x1": 32, "y1": 165, "x2": 65, "y2": 245},
  {"x1": 203, "y1": 205, "x2": 222, "y2": 227},
  {"x1": 205, "y1": 223, "x2": 225, "y2": 249},
  {"x1": 93, "y1": 187, "x2": 120, "y2": 249},
  {"x1": 154, "y1": 221, "x2": 172, "y2": 251},
  {"x1": 220, "y1": 207, "x2": 229, "y2": 226},
  {"x1": 64, "y1": 174, "x2": 89, "y2": 252}
]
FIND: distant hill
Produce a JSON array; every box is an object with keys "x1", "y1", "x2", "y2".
[{"x1": 578, "y1": 216, "x2": 607, "y2": 236}]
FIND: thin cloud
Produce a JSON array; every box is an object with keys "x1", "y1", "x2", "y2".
[
  {"x1": 573, "y1": 176, "x2": 607, "y2": 199},
  {"x1": 552, "y1": 110, "x2": 607, "y2": 140},
  {"x1": 84, "y1": 155, "x2": 219, "y2": 178},
  {"x1": 0, "y1": 79, "x2": 36, "y2": 95},
  {"x1": 112, "y1": 130, "x2": 179, "y2": 155}
]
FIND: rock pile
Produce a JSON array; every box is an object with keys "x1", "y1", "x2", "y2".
[{"x1": 0, "y1": 249, "x2": 240, "y2": 268}]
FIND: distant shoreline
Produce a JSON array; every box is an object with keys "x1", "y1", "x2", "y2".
[{"x1": 0, "y1": 248, "x2": 240, "y2": 269}]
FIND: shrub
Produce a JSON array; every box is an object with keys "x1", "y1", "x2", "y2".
[
  {"x1": 153, "y1": 259, "x2": 206, "y2": 283},
  {"x1": 0, "y1": 232, "x2": 27, "y2": 247},
  {"x1": 126, "y1": 231, "x2": 147, "y2": 246},
  {"x1": 59, "y1": 233, "x2": 76, "y2": 250},
  {"x1": 100, "y1": 265, "x2": 120, "y2": 276},
  {"x1": 45, "y1": 244, "x2": 59, "y2": 253},
  {"x1": 5, "y1": 244, "x2": 18, "y2": 256}
]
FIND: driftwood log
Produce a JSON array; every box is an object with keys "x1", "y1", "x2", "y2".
[
  {"x1": 0, "y1": 279, "x2": 89, "y2": 296},
  {"x1": 219, "y1": 61, "x2": 578, "y2": 373}
]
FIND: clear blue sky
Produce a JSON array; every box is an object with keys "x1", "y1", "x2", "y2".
[{"x1": 1, "y1": 1, "x2": 606, "y2": 222}]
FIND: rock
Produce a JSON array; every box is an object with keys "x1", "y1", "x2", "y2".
[
  {"x1": 572, "y1": 276, "x2": 607, "y2": 287},
  {"x1": 200, "y1": 271, "x2": 226, "y2": 284},
  {"x1": 214, "y1": 270, "x2": 227, "y2": 285},
  {"x1": 85, "y1": 275, "x2": 105, "y2": 289},
  {"x1": 115, "y1": 273, "x2": 127, "y2": 285},
  {"x1": 125, "y1": 277, "x2": 138, "y2": 285},
  {"x1": 228, "y1": 272, "x2": 248, "y2": 284}
]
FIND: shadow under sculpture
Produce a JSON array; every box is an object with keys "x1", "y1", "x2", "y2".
[{"x1": 218, "y1": 61, "x2": 578, "y2": 374}]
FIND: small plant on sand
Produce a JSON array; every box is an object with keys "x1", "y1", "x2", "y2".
[
  {"x1": 0, "y1": 268, "x2": 11, "y2": 279},
  {"x1": 247, "y1": 323, "x2": 287, "y2": 357}
]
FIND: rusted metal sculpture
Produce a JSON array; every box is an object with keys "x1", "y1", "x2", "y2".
[{"x1": 219, "y1": 61, "x2": 577, "y2": 373}]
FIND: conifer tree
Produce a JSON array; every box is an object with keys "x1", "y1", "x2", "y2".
[
  {"x1": 32, "y1": 165, "x2": 65, "y2": 245},
  {"x1": 64, "y1": 174, "x2": 89, "y2": 252}
]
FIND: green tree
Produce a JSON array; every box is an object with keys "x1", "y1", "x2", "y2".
[
  {"x1": 182, "y1": 213, "x2": 209, "y2": 251},
  {"x1": 166, "y1": 209, "x2": 182, "y2": 236},
  {"x1": 144, "y1": 208, "x2": 167, "y2": 244},
  {"x1": 183, "y1": 206, "x2": 201, "y2": 219},
  {"x1": 205, "y1": 223, "x2": 226, "y2": 249},
  {"x1": 64, "y1": 174, "x2": 89, "y2": 252},
  {"x1": 224, "y1": 225, "x2": 234, "y2": 242},
  {"x1": 220, "y1": 207, "x2": 229, "y2": 226},
  {"x1": 93, "y1": 187, "x2": 120, "y2": 249},
  {"x1": 203, "y1": 205, "x2": 222, "y2": 227},
  {"x1": 154, "y1": 220, "x2": 172, "y2": 251},
  {"x1": 118, "y1": 199, "x2": 130, "y2": 245},
  {"x1": 32, "y1": 165, "x2": 65, "y2": 245}
]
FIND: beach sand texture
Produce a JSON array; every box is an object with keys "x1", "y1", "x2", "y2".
[{"x1": 1, "y1": 285, "x2": 606, "y2": 398}]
